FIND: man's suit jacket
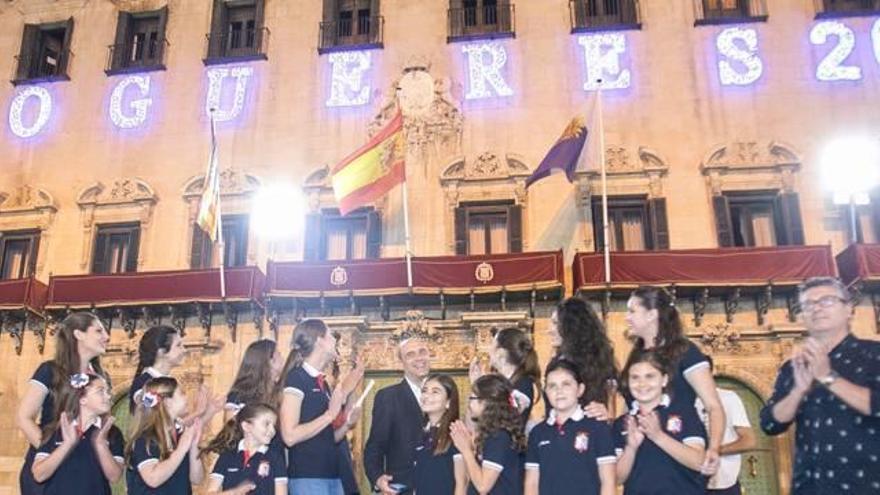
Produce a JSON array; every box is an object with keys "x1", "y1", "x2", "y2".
[{"x1": 363, "y1": 379, "x2": 424, "y2": 493}]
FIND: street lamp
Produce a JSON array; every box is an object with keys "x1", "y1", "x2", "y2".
[
  {"x1": 821, "y1": 137, "x2": 880, "y2": 244},
  {"x1": 251, "y1": 183, "x2": 306, "y2": 257}
]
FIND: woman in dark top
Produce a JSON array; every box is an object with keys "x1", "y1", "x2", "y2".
[
  {"x1": 16, "y1": 311, "x2": 109, "y2": 495},
  {"x1": 623, "y1": 286, "x2": 723, "y2": 475},
  {"x1": 413, "y1": 374, "x2": 466, "y2": 495}
]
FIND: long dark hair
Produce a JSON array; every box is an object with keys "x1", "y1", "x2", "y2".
[
  {"x1": 51, "y1": 312, "x2": 108, "y2": 403},
  {"x1": 42, "y1": 373, "x2": 106, "y2": 443},
  {"x1": 554, "y1": 297, "x2": 618, "y2": 405},
  {"x1": 629, "y1": 286, "x2": 689, "y2": 370},
  {"x1": 619, "y1": 349, "x2": 672, "y2": 401},
  {"x1": 494, "y1": 327, "x2": 541, "y2": 402},
  {"x1": 204, "y1": 403, "x2": 277, "y2": 455},
  {"x1": 277, "y1": 319, "x2": 328, "y2": 395},
  {"x1": 470, "y1": 375, "x2": 527, "y2": 457},
  {"x1": 125, "y1": 376, "x2": 180, "y2": 466},
  {"x1": 135, "y1": 325, "x2": 179, "y2": 376},
  {"x1": 229, "y1": 340, "x2": 279, "y2": 408},
  {"x1": 423, "y1": 374, "x2": 459, "y2": 455}
]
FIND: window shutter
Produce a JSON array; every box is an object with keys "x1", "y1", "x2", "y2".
[
  {"x1": 17, "y1": 24, "x2": 40, "y2": 81},
  {"x1": 208, "y1": 0, "x2": 228, "y2": 58},
  {"x1": 126, "y1": 226, "x2": 141, "y2": 272},
  {"x1": 112, "y1": 12, "x2": 133, "y2": 70},
  {"x1": 648, "y1": 197, "x2": 670, "y2": 250},
  {"x1": 713, "y1": 195, "x2": 734, "y2": 247},
  {"x1": 498, "y1": 1, "x2": 512, "y2": 32},
  {"x1": 304, "y1": 213, "x2": 322, "y2": 261},
  {"x1": 235, "y1": 216, "x2": 249, "y2": 266},
  {"x1": 27, "y1": 234, "x2": 40, "y2": 277},
  {"x1": 366, "y1": 210, "x2": 382, "y2": 258},
  {"x1": 254, "y1": 0, "x2": 266, "y2": 52},
  {"x1": 508, "y1": 204, "x2": 523, "y2": 253},
  {"x1": 155, "y1": 6, "x2": 169, "y2": 63},
  {"x1": 454, "y1": 207, "x2": 468, "y2": 255},
  {"x1": 91, "y1": 232, "x2": 109, "y2": 274},
  {"x1": 59, "y1": 17, "x2": 75, "y2": 76},
  {"x1": 870, "y1": 186, "x2": 880, "y2": 242},
  {"x1": 591, "y1": 201, "x2": 605, "y2": 252},
  {"x1": 191, "y1": 225, "x2": 207, "y2": 269},
  {"x1": 776, "y1": 192, "x2": 805, "y2": 246}
]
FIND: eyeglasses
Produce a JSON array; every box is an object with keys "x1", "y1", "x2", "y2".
[{"x1": 800, "y1": 295, "x2": 847, "y2": 312}]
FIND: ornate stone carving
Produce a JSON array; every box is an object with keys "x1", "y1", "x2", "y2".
[
  {"x1": 0, "y1": 185, "x2": 57, "y2": 213},
  {"x1": 702, "y1": 141, "x2": 800, "y2": 169},
  {"x1": 182, "y1": 169, "x2": 261, "y2": 199},
  {"x1": 0, "y1": 185, "x2": 58, "y2": 276},
  {"x1": 390, "y1": 310, "x2": 442, "y2": 343},
  {"x1": 440, "y1": 152, "x2": 531, "y2": 183},
  {"x1": 79, "y1": 179, "x2": 157, "y2": 206},
  {"x1": 700, "y1": 323, "x2": 742, "y2": 353},
  {"x1": 700, "y1": 141, "x2": 802, "y2": 194}
]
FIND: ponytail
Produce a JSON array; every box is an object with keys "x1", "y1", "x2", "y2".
[
  {"x1": 494, "y1": 327, "x2": 542, "y2": 402},
  {"x1": 275, "y1": 319, "x2": 328, "y2": 398},
  {"x1": 135, "y1": 326, "x2": 178, "y2": 377}
]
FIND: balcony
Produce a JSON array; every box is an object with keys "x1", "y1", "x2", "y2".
[
  {"x1": 319, "y1": 15, "x2": 384, "y2": 54},
  {"x1": 694, "y1": 0, "x2": 768, "y2": 26},
  {"x1": 204, "y1": 26, "x2": 270, "y2": 65},
  {"x1": 12, "y1": 49, "x2": 73, "y2": 85},
  {"x1": 569, "y1": 0, "x2": 641, "y2": 33},
  {"x1": 815, "y1": 0, "x2": 880, "y2": 18},
  {"x1": 0, "y1": 278, "x2": 48, "y2": 354},
  {"x1": 105, "y1": 37, "x2": 169, "y2": 75},
  {"x1": 448, "y1": 4, "x2": 515, "y2": 42}
]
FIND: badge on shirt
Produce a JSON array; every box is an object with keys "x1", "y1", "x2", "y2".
[
  {"x1": 666, "y1": 415, "x2": 682, "y2": 434},
  {"x1": 574, "y1": 431, "x2": 589, "y2": 453},
  {"x1": 257, "y1": 460, "x2": 270, "y2": 478}
]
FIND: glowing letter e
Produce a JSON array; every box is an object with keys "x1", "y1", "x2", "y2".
[
  {"x1": 205, "y1": 66, "x2": 254, "y2": 122},
  {"x1": 9, "y1": 86, "x2": 52, "y2": 138},
  {"x1": 716, "y1": 27, "x2": 763, "y2": 86},
  {"x1": 462, "y1": 42, "x2": 514, "y2": 99},
  {"x1": 578, "y1": 34, "x2": 631, "y2": 91}
]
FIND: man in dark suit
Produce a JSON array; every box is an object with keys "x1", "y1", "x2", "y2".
[{"x1": 364, "y1": 337, "x2": 431, "y2": 494}]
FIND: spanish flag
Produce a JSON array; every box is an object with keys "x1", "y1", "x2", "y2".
[{"x1": 331, "y1": 112, "x2": 406, "y2": 215}]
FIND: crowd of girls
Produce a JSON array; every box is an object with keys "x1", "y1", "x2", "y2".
[{"x1": 17, "y1": 284, "x2": 724, "y2": 495}]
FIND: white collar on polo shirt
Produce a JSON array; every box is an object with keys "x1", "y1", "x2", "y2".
[
  {"x1": 145, "y1": 367, "x2": 165, "y2": 378},
  {"x1": 546, "y1": 407, "x2": 585, "y2": 426},
  {"x1": 302, "y1": 362, "x2": 322, "y2": 378},
  {"x1": 237, "y1": 439, "x2": 269, "y2": 454},
  {"x1": 629, "y1": 394, "x2": 671, "y2": 416}
]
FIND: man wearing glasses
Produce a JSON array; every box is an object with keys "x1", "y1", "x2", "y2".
[{"x1": 760, "y1": 276, "x2": 880, "y2": 494}]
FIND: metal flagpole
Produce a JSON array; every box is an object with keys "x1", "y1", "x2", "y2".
[
  {"x1": 402, "y1": 177, "x2": 414, "y2": 288},
  {"x1": 597, "y1": 85, "x2": 611, "y2": 284},
  {"x1": 209, "y1": 109, "x2": 227, "y2": 299}
]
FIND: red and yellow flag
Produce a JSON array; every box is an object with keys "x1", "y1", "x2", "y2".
[
  {"x1": 331, "y1": 112, "x2": 406, "y2": 215},
  {"x1": 196, "y1": 140, "x2": 221, "y2": 241}
]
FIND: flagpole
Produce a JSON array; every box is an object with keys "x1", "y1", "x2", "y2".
[
  {"x1": 402, "y1": 177, "x2": 414, "y2": 288},
  {"x1": 209, "y1": 109, "x2": 227, "y2": 299},
  {"x1": 596, "y1": 84, "x2": 611, "y2": 284}
]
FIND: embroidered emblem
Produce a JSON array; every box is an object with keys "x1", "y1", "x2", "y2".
[
  {"x1": 574, "y1": 431, "x2": 589, "y2": 452},
  {"x1": 475, "y1": 262, "x2": 494, "y2": 283},
  {"x1": 258, "y1": 460, "x2": 270, "y2": 478},
  {"x1": 666, "y1": 415, "x2": 683, "y2": 434},
  {"x1": 330, "y1": 266, "x2": 348, "y2": 286}
]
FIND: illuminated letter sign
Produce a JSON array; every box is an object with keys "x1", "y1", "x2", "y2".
[
  {"x1": 9, "y1": 86, "x2": 52, "y2": 138},
  {"x1": 810, "y1": 21, "x2": 861, "y2": 81},
  {"x1": 717, "y1": 27, "x2": 763, "y2": 86},
  {"x1": 578, "y1": 33, "x2": 631, "y2": 91},
  {"x1": 462, "y1": 42, "x2": 514, "y2": 99},
  {"x1": 326, "y1": 51, "x2": 372, "y2": 107},
  {"x1": 205, "y1": 66, "x2": 254, "y2": 121},
  {"x1": 109, "y1": 75, "x2": 153, "y2": 129}
]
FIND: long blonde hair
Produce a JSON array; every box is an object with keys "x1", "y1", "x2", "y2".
[{"x1": 125, "y1": 376, "x2": 180, "y2": 466}]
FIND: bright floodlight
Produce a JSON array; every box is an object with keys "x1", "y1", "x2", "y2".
[
  {"x1": 821, "y1": 137, "x2": 880, "y2": 205},
  {"x1": 252, "y1": 183, "x2": 305, "y2": 241}
]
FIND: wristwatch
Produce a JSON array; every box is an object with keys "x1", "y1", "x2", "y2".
[{"x1": 818, "y1": 370, "x2": 839, "y2": 387}]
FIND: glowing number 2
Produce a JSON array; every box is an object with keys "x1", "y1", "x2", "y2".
[{"x1": 810, "y1": 21, "x2": 861, "y2": 81}]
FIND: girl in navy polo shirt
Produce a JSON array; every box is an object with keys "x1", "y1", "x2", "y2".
[
  {"x1": 126, "y1": 376, "x2": 205, "y2": 495},
  {"x1": 624, "y1": 286, "x2": 724, "y2": 473},
  {"x1": 205, "y1": 403, "x2": 287, "y2": 495},
  {"x1": 128, "y1": 326, "x2": 186, "y2": 413},
  {"x1": 525, "y1": 358, "x2": 615, "y2": 495},
  {"x1": 472, "y1": 328, "x2": 541, "y2": 428},
  {"x1": 32, "y1": 373, "x2": 124, "y2": 495},
  {"x1": 224, "y1": 339, "x2": 285, "y2": 421},
  {"x1": 451, "y1": 374, "x2": 526, "y2": 495},
  {"x1": 278, "y1": 319, "x2": 362, "y2": 495},
  {"x1": 613, "y1": 351, "x2": 707, "y2": 495},
  {"x1": 17, "y1": 311, "x2": 109, "y2": 495},
  {"x1": 413, "y1": 374, "x2": 466, "y2": 495}
]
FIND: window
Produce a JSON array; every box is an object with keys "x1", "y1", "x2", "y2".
[
  {"x1": 319, "y1": 0, "x2": 383, "y2": 53},
  {"x1": 14, "y1": 19, "x2": 74, "y2": 83},
  {"x1": 448, "y1": 0, "x2": 514, "y2": 41},
  {"x1": 591, "y1": 196, "x2": 669, "y2": 251},
  {"x1": 570, "y1": 0, "x2": 640, "y2": 31},
  {"x1": 0, "y1": 230, "x2": 40, "y2": 280},
  {"x1": 304, "y1": 208, "x2": 381, "y2": 261},
  {"x1": 108, "y1": 8, "x2": 168, "y2": 74},
  {"x1": 92, "y1": 223, "x2": 140, "y2": 274},
  {"x1": 453, "y1": 201, "x2": 522, "y2": 255},
  {"x1": 695, "y1": 0, "x2": 766, "y2": 24},
  {"x1": 190, "y1": 215, "x2": 249, "y2": 269},
  {"x1": 713, "y1": 191, "x2": 804, "y2": 247},
  {"x1": 206, "y1": 0, "x2": 267, "y2": 63},
  {"x1": 818, "y1": 0, "x2": 880, "y2": 16}
]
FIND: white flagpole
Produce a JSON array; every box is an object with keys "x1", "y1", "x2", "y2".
[
  {"x1": 402, "y1": 178, "x2": 413, "y2": 288},
  {"x1": 596, "y1": 84, "x2": 611, "y2": 284},
  {"x1": 209, "y1": 109, "x2": 227, "y2": 299}
]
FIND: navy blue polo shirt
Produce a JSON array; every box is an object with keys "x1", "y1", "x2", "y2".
[
  {"x1": 466, "y1": 430, "x2": 524, "y2": 495},
  {"x1": 412, "y1": 426, "x2": 462, "y2": 495},
  {"x1": 283, "y1": 364, "x2": 339, "y2": 479},
  {"x1": 623, "y1": 343, "x2": 709, "y2": 411},
  {"x1": 29, "y1": 361, "x2": 57, "y2": 426},
  {"x1": 526, "y1": 408, "x2": 616, "y2": 495},
  {"x1": 126, "y1": 427, "x2": 192, "y2": 495},
  {"x1": 512, "y1": 377, "x2": 535, "y2": 426},
  {"x1": 128, "y1": 368, "x2": 165, "y2": 413},
  {"x1": 211, "y1": 440, "x2": 287, "y2": 494},
  {"x1": 612, "y1": 399, "x2": 707, "y2": 495},
  {"x1": 35, "y1": 420, "x2": 124, "y2": 495}
]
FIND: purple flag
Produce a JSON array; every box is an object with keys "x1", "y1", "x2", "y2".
[{"x1": 525, "y1": 117, "x2": 589, "y2": 188}]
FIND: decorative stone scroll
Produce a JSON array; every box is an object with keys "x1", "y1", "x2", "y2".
[
  {"x1": 0, "y1": 185, "x2": 57, "y2": 276},
  {"x1": 700, "y1": 141, "x2": 802, "y2": 194}
]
